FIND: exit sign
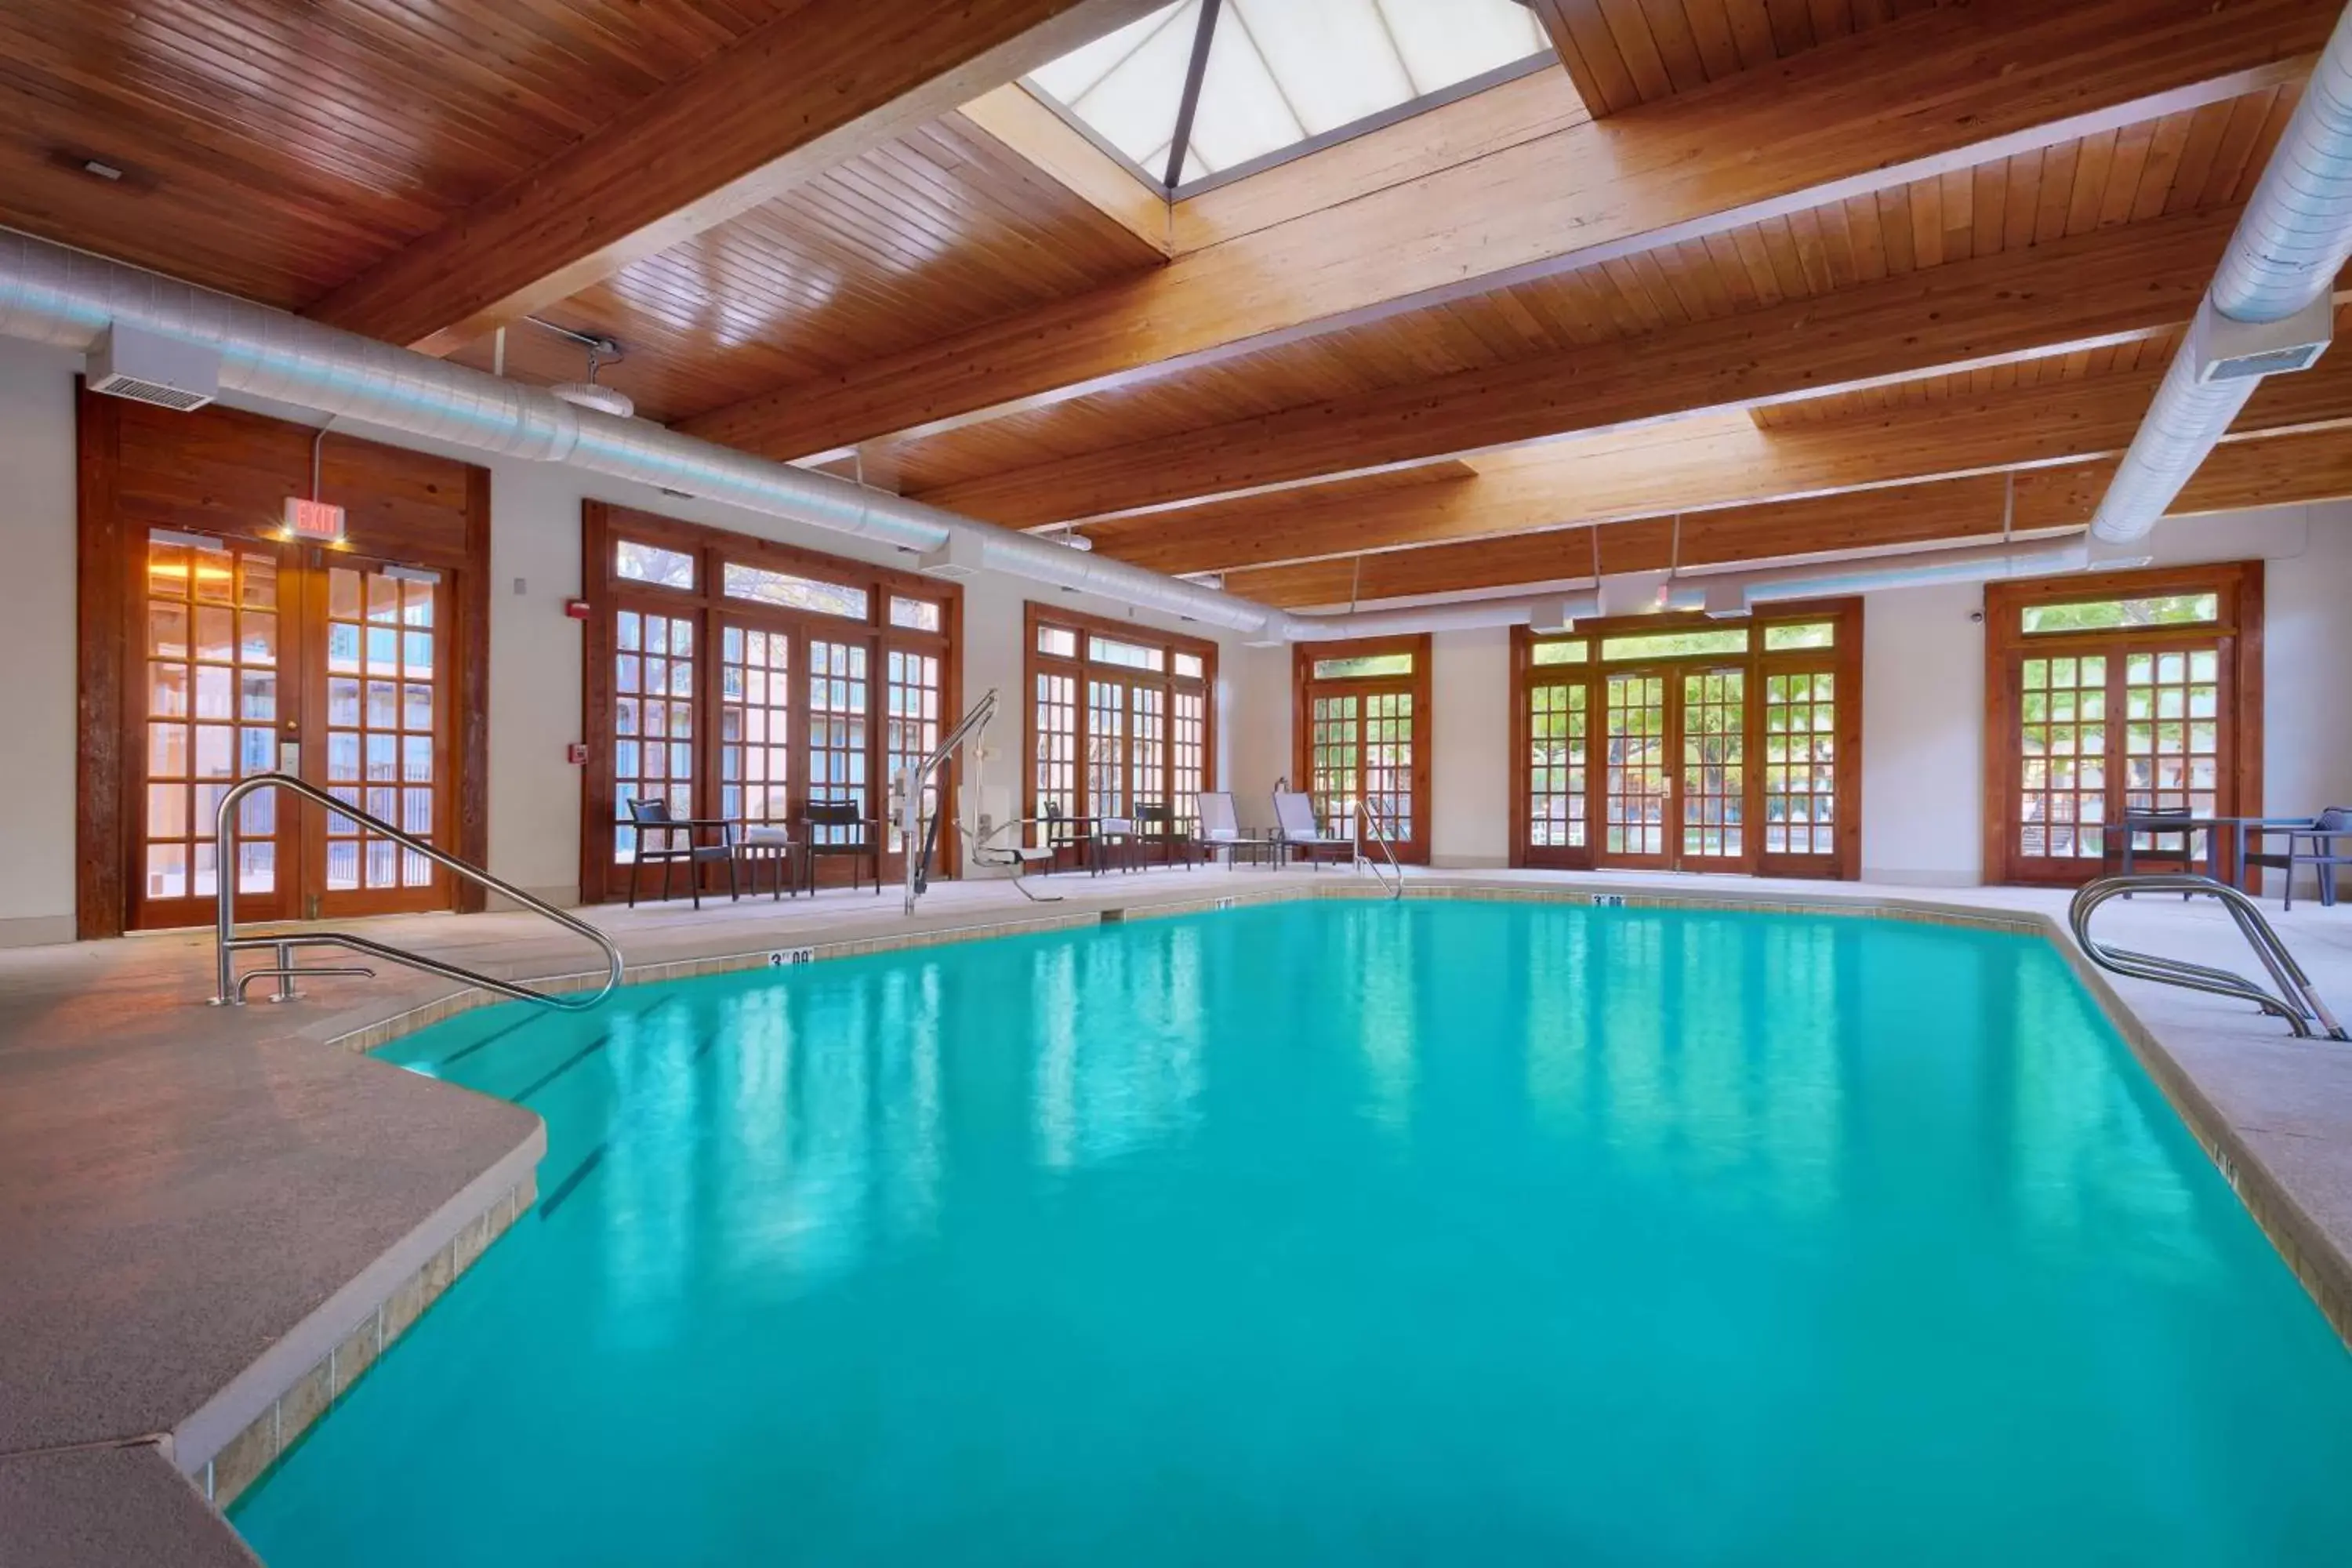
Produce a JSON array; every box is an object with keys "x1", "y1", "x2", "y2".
[{"x1": 284, "y1": 495, "x2": 347, "y2": 543}]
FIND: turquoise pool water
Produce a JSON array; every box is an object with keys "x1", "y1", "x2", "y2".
[{"x1": 235, "y1": 900, "x2": 2352, "y2": 1565}]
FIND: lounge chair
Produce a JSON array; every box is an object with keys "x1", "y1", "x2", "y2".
[
  {"x1": 1272, "y1": 789, "x2": 1356, "y2": 870},
  {"x1": 1196, "y1": 791, "x2": 1272, "y2": 868},
  {"x1": 2247, "y1": 807, "x2": 2352, "y2": 909}
]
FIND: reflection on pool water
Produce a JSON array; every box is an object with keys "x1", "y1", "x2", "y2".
[{"x1": 235, "y1": 899, "x2": 2352, "y2": 1566}]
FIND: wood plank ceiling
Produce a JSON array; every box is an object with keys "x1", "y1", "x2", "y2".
[{"x1": 5, "y1": 0, "x2": 2344, "y2": 615}]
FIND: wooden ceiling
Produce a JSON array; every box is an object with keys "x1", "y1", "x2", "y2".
[{"x1": 9, "y1": 0, "x2": 2349, "y2": 612}]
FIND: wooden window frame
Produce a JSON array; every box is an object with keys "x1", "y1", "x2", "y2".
[
  {"x1": 1982, "y1": 561, "x2": 2263, "y2": 888},
  {"x1": 75, "y1": 386, "x2": 491, "y2": 936},
  {"x1": 1023, "y1": 602, "x2": 1218, "y2": 866},
  {"x1": 579, "y1": 503, "x2": 962, "y2": 902},
  {"x1": 1507, "y1": 599, "x2": 1864, "y2": 879},
  {"x1": 1291, "y1": 633, "x2": 1435, "y2": 865}
]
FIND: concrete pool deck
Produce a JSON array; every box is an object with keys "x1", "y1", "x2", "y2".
[{"x1": 4, "y1": 865, "x2": 2351, "y2": 1564}]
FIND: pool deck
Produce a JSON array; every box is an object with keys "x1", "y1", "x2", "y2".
[{"x1": 5, "y1": 864, "x2": 2352, "y2": 1564}]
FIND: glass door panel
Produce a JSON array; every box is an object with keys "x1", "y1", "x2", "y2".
[
  {"x1": 2013, "y1": 652, "x2": 2111, "y2": 871},
  {"x1": 316, "y1": 563, "x2": 445, "y2": 913},
  {"x1": 1526, "y1": 679, "x2": 1588, "y2": 858},
  {"x1": 1602, "y1": 672, "x2": 1669, "y2": 866},
  {"x1": 1034, "y1": 670, "x2": 1079, "y2": 848},
  {"x1": 808, "y1": 637, "x2": 870, "y2": 840},
  {"x1": 1363, "y1": 690, "x2": 1416, "y2": 847},
  {"x1": 1762, "y1": 671, "x2": 1838, "y2": 859},
  {"x1": 719, "y1": 622, "x2": 792, "y2": 833},
  {"x1": 2122, "y1": 646, "x2": 2223, "y2": 860},
  {"x1": 1308, "y1": 693, "x2": 1360, "y2": 828},
  {"x1": 885, "y1": 646, "x2": 942, "y2": 856},
  {"x1": 612, "y1": 606, "x2": 697, "y2": 863},
  {"x1": 134, "y1": 532, "x2": 289, "y2": 926},
  {"x1": 1086, "y1": 677, "x2": 1128, "y2": 820},
  {"x1": 1679, "y1": 668, "x2": 1745, "y2": 867}
]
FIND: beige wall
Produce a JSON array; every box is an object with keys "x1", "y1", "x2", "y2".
[{"x1": 0, "y1": 340, "x2": 81, "y2": 943}]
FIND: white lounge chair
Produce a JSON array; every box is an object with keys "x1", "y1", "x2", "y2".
[
  {"x1": 1196, "y1": 791, "x2": 1272, "y2": 868},
  {"x1": 1272, "y1": 789, "x2": 1356, "y2": 870}
]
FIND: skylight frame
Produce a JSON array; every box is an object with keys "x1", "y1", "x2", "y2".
[{"x1": 1018, "y1": 2, "x2": 1558, "y2": 204}]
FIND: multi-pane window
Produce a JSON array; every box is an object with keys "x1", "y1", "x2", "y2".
[
  {"x1": 1762, "y1": 673, "x2": 1838, "y2": 856},
  {"x1": 613, "y1": 608, "x2": 696, "y2": 861},
  {"x1": 1027, "y1": 608, "x2": 1217, "y2": 858},
  {"x1": 719, "y1": 624, "x2": 791, "y2": 830},
  {"x1": 592, "y1": 517, "x2": 961, "y2": 898},
  {"x1": 886, "y1": 648, "x2": 942, "y2": 850},
  {"x1": 1527, "y1": 679, "x2": 1587, "y2": 850},
  {"x1": 323, "y1": 564, "x2": 440, "y2": 893},
  {"x1": 808, "y1": 638, "x2": 869, "y2": 843},
  {"x1": 1987, "y1": 568, "x2": 2252, "y2": 886},
  {"x1": 1034, "y1": 671, "x2": 1080, "y2": 818},
  {"x1": 1296, "y1": 637, "x2": 1427, "y2": 861},
  {"x1": 141, "y1": 533, "x2": 278, "y2": 905},
  {"x1": 1308, "y1": 693, "x2": 1360, "y2": 829}
]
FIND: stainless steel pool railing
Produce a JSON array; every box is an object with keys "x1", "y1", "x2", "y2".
[
  {"x1": 212, "y1": 773, "x2": 623, "y2": 1011},
  {"x1": 1354, "y1": 798, "x2": 1403, "y2": 899},
  {"x1": 2068, "y1": 873, "x2": 2347, "y2": 1040},
  {"x1": 900, "y1": 688, "x2": 997, "y2": 916}
]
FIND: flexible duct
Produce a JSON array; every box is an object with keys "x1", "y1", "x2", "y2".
[
  {"x1": 2090, "y1": 2, "x2": 2352, "y2": 542},
  {"x1": 0, "y1": 227, "x2": 1287, "y2": 635}
]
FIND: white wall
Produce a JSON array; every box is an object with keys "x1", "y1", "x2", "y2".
[
  {"x1": 1857, "y1": 581, "x2": 1987, "y2": 885},
  {"x1": 0, "y1": 340, "x2": 81, "y2": 943},
  {"x1": 1430, "y1": 627, "x2": 1511, "y2": 867},
  {"x1": 0, "y1": 339, "x2": 1250, "y2": 937}
]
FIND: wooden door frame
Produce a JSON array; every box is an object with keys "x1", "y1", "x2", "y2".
[
  {"x1": 76, "y1": 387, "x2": 490, "y2": 937},
  {"x1": 1507, "y1": 598, "x2": 1864, "y2": 879},
  {"x1": 1291, "y1": 633, "x2": 1434, "y2": 865},
  {"x1": 1982, "y1": 561, "x2": 2263, "y2": 887},
  {"x1": 578, "y1": 501, "x2": 964, "y2": 903}
]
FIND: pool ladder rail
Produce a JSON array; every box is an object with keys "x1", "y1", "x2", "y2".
[
  {"x1": 211, "y1": 772, "x2": 624, "y2": 1011},
  {"x1": 2069, "y1": 873, "x2": 2348, "y2": 1040},
  {"x1": 1353, "y1": 798, "x2": 1403, "y2": 899}
]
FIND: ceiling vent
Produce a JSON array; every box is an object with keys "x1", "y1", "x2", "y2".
[
  {"x1": 88, "y1": 321, "x2": 219, "y2": 411},
  {"x1": 917, "y1": 532, "x2": 985, "y2": 581},
  {"x1": 2194, "y1": 292, "x2": 2333, "y2": 383}
]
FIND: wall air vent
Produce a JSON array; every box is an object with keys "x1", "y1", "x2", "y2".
[{"x1": 87, "y1": 321, "x2": 220, "y2": 411}]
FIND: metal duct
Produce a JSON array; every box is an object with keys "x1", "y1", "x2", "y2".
[
  {"x1": 1722, "y1": 536, "x2": 2092, "y2": 605},
  {"x1": 2089, "y1": 2, "x2": 2352, "y2": 543},
  {"x1": 0, "y1": 227, "x2": 1282, "y2": 636}
]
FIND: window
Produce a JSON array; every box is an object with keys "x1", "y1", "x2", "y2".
[
  {"x1": 1026, "y1": 606, "x2": 1218, "y2": 860},
  {"x1": 1511, "y1": 607, "x2": 1860, "y2": 876},
  {"x1": 2021, "y1": 593, "x2": 2220, "y2": 635},
  {"x1": 616, "y1": 539, "x2": 695, "y2": 590},
  {"x1": 723, "y1": 562, "x2": 869, "y2": 620},
  {"x1": 583, "y1": 506, "x2": 960, "y2": 898},
  {"x1": 1023, "y1": 0, "x2": 1548, "y2": 193},
  {"x1": 1987, "y1": 566, "x2": 2259, "y2": 887},
  {"x1": 1311, "y1": 652, "x2": 1414, "y2": 680},
  {"x1": 1295, "y1": 637, "x2": 1430, "y2": 862}
]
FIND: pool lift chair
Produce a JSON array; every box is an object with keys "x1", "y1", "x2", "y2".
[{"x1": 898, "y1": 688, "x2": 1064, "y2": 910}]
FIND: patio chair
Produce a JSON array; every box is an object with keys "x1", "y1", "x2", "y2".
[
  {"x1": 626, "y1": 797, "x2": 739, "y2": 909},
  {"x1": 1090, "y1": 814, "x2": 1142, "y2": 875},
  {"x1": 2113, "y1": 804, "x2": 2198, "y2": 901},
  {"x1": 1272, "y1": 789, "x2": 1356, "y2": 870},
  {"x1": 2249, "y1": 807, "x2": 2352, "y2": 910},
  {"x1": 800, "y1": 797, "x2": 882, "y2": 895},
  {"x1": 1133, "y1": 801, "x2": 1178, "y2": 868},
  {"x1": 1195, "y1": 791, "x2": 1268, "y2": 868}
]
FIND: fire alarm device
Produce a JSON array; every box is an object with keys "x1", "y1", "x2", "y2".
[
  {"x1": 567, "y1": 742, "x2": 589, "y2": 765},
  {"x1": 564, "y1": 599, "x2": 591, "y2": 620}
]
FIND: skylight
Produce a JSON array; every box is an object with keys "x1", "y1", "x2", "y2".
[{"x1": 1025, "y1": 0, "x2": 1552, "y2": 194}]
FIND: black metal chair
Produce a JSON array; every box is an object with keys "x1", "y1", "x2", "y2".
[
  {"x1": 1089, "y1": 814, "x2": 1142, "y2": 875},
  {"x1": 1133, "y1": 802, "x2": 1178, "y2": 869},
  {"x1": 626, "y1": 797, "x2": 739, "y2": 909},
  {"x1": 800, "y1": 797, "x2": 882, "y2": 895},
  {"x1": 2114, "y1": 805, "x2": 2198, "y2": 900},
  {"x1": 2256, "y1": 807, "x2": 2352, "y2": 910}
]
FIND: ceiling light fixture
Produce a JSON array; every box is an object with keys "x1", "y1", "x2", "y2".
[{"x1": 532, "y1": 318, "x2": 635, "y2": 419}]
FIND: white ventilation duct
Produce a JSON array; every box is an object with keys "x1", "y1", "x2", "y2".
[
  {"x1": 2089, "y1": 2, "x2": 2352, "y2": 543},
  {"x1": 1712, "y1": 535, "x2": 2092, "y2": 607}
]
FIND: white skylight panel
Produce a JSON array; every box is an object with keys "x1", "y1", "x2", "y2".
[
  {"x1": 1377, "y1": 0, "x2": 1548, "y2": 95},
  {"x1": 1020, "y1": 0, "x2": 1555, "y2": 191},
  {"x1": 1027, "y1": 1, "x2": 1198, "y2": 167},
  {"x1": 1231, "y1": 0, "x2": 1411, "y2": 136},
  {"x1": 1186, "y1": 7, "x2": 1308, "y2": 175}
]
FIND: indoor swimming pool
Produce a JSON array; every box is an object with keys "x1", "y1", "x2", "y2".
[{"x1": 234, "y1": 899, "x2": 2352, "y2": 1565}]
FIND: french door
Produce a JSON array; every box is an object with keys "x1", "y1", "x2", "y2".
[
  {"x1": 1599, "y1": 666, "x2": 1744, "y2": 871},
  {"x1": 132, "y1": 528, "x2": 454, "y2": 929},
  {"x1": 1301, "y1": 679, "x2": 1428, "y2": 862}
]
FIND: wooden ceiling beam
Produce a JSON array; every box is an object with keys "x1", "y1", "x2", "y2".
[
  {"x1": 675, "y1": 0, "x2": 2328, "y2": 462},
  {"x1": 1221, "y1": 425, "x2": 2352, "y2": 608},
  {"x1": 306, "y1": 0, "x2": 1164, "y2": 355},
  {"x1": 957, "y1": 86, "x2": 1171, "y2": 258},
  {"x1": 935, "y1": 208, "x2": 2241, "y2": 529},
  {"x1": 1088, "y1": 321, "x2": 2352, "y2": 575}
]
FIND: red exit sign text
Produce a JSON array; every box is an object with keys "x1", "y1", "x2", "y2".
[{"x1": 284, "y1": 496, "x2": 347, "y2": 543}]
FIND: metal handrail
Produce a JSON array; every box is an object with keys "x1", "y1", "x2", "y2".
[
  {"x1": 900, "y1": 688, "x2": 997, "y2": 915},
  {"x1": 2069, "y1": 873, "x2": 2347, "y2": 1040},
  {"x1": 212, "y1": 773, "x2": 622, "y2": 1011},
  {"x1": 1353, "y1": 797, "x2": 1403, "y2": 899}
]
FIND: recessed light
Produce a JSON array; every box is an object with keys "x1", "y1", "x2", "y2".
[{"x1": 82, "y1": 160, "x2": 123, "y2": 182}]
